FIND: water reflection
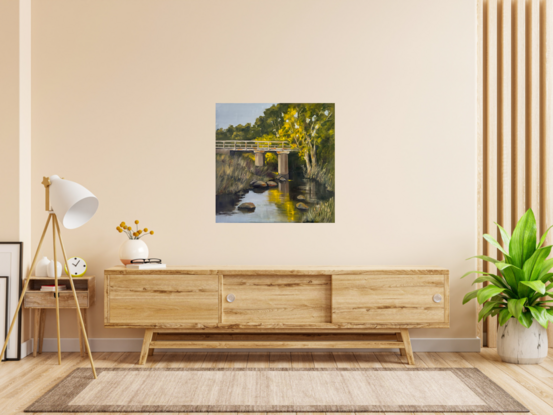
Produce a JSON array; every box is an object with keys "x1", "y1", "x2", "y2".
[{"x1": 216, "y1": 179, "x2": 333, "y2": 223}]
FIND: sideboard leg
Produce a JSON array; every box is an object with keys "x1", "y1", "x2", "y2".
[
  {"x1": 139, "y1": 329, "x2": 154, "y2": 365},
  {"x1": 148, "y1": 333, "x2": 157, "y2": 356},
  {"x1": 396, "y1": 332, "x2": 407, "y2": 356},
  {"x1": 400, "y1": 329, "x2": 415, "y2": 365}
]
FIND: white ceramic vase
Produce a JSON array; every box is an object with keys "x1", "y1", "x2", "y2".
[
  {"x1": 119, "y1": 239, "x2": 149, "y2": 265},
  {"x1": 46, "y1": 260, "x2": 62, "y2": 278},
  {"x1": 497, "y1": 318, "x2": 548, "y2": 364},
  {"x1": 36, "y1": 256, "x2": 50, "y2": 277}
]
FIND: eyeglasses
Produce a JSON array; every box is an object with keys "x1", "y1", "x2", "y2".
[{"x1": 130, "y1": 258, "x2": 162, "y2": 264}]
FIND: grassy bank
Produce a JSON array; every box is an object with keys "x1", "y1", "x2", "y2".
[
  {"x1": 302, "y1": 197, "x2": 335, "y2": 223},
  {"x1": 216, "y1": 154, "x2": 273, "y2": 196},
  {"x1": 304, "y1": 164, "x2": 335, "y2": 192}
]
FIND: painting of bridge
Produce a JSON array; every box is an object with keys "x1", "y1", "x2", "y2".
[{"x1": 216, "y1": 103, "x2": 335, "y2": 224}]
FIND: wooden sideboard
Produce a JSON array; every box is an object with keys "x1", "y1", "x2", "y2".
[{"x1": 104, "y1": 266, "x2": 449, "y2": 365}]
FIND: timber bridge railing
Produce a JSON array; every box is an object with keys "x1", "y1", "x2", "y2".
[
  {"x1": 216, "y1": 140, "x2": 295, "y2": 177},
  {"x1": 215, "y1": 140, "x2": 294, "y2": 151}
]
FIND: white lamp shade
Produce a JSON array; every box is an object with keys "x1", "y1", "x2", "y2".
[{"x1": 49, "y1": 175, "x2": 99, "y2": 229}]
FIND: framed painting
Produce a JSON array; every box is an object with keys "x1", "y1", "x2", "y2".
[
  {"x1": 216, "y1": 103, "x2": 335, "y2": 223},
  {"x1": 0, "y1": 242, "x2": 23, "y2": 361}
]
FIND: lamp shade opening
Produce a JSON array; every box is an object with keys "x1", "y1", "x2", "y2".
[{"x1": 49, "y1": 175, "x2": 99, "y2": 229}]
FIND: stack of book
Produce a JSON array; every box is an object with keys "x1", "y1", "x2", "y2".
[{"x1": 40, "y1": 285, "x2": 67, "y2": 292}]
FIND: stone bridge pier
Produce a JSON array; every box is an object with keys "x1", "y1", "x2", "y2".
[{"x1": 254, "y1": 150, "x2": 290, "y2": 178}]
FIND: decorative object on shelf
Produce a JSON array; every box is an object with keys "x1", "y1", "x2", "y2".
[
  {"x1": 47, "y1": 260, "x2": 62, "y2": 278},
  {"x1": 0, "y1": 242, "x2": 22, "y2": 361},
  {"x1": 116, "y1": 220, "x2": 154, "y2": 265},
  {"x1": 0, "y1": 175, "x2": 98, "y2": 379},
  {"x1": 36, "y1": 257, "x2": 50, "y2": 277},
  {"x1": 64, "y1": 256, "x2": 87, "y2": 277},
  {"x1": 461, "y1": 208, "x2": 553, "y2": 364},
  {"x1": 126, "y1": 258, "x2": 166, "y2": 270}
]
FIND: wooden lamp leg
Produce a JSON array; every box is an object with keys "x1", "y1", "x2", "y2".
[
  {"x1": 54, "y1": 217, "x2": 97, "y2": 379},
  {"x1": 52, "y1": 215, "x2": 62, "y2": 365},
  {"x1": 0, "y1": 214, "x2": 52, "y2": 362},
  {"x1": 39, "y1": 309, "x2": 46, "y2": 354}
]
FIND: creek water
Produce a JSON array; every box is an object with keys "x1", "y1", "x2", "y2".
[{"x1": 216, "y1": 179, "x2": 333, "y2": 223}]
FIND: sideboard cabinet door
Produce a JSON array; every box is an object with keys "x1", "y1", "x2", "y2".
[
  {"x1": 332, "y1": 275, "x2": 447, "y2": 325},
  {"x1": 106, "y1": 274, "x2": 219, "y2": 325}
]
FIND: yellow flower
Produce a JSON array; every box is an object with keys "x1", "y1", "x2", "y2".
[
  {"x1": 133, "y1": 232, "x2": 138, "y2": 237},
  {"x1": 120, "y1": 222, "x2": 126, "y2": 227},
  {"x1": 135, "y1": 220, "x2": 139, "y2": 224},
  {"x1": 118, "y1": 229, "x2": 123, "y2": 233},
  {"x1": 127, "y1": 226, "x2": 132, "y2": 231},
  {"x1": 150, "y1": 231, "x2": 154, "y2": 235},
  {"x1": 144, "y1": 228, "x2": 148, "y2": 232},
  {"x1": 138, "y1": 230, "x2": 143, "y2": 234}
]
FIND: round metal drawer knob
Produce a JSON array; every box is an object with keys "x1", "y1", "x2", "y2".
[
  {"x1": 433, "y1": 294, "x2": 443, "y2": 303},
  {"x1": 226, "y1": 293, "x2": 236, "y2": 303}
]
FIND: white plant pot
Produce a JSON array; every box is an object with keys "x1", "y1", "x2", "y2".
[
  {"x1": 119, "y1": 239, "x2": 149, "y2": 265},
  {"x1": 46, "y1": 261, "x2": 62, "y2": 278},
  {"x1": 497, "y1": 318, "x2": 548, "y2": 364},
  {"x1": 36, "y1": 257, "x2": 50, "y2": 277}
]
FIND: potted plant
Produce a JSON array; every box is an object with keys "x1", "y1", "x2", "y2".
[{"x1": 462, "y1": 209, "x2": 553, "y2": 364}]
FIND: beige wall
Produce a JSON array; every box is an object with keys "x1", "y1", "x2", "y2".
[
  {"x1": 1, "y1": 0, "x2": 32, "y2": 343},
  {"x1": 31, "y1": 0, "x2": 477, "y2": 341}
]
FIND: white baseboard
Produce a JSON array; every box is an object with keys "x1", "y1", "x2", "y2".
[{"x1": 31, "y1": 337, "x2": 481, "y2": 354}]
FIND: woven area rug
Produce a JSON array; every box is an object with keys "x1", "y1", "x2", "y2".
[{"x1": 26, "y1": 367, "x2": 528, "y2": 413}]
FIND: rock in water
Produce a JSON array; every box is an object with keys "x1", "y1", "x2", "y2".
[
  {"x1": 296, "y1": 202, "x2": 309, "y2": 211},
  {"x1": 297, "y1": 195, "x2": 305, "y2": 200},
  {"x1": 267, "y1": 181, "x2": 277, "y2": 187},
  {"x1": 249, "y1": 180, "x2": 257, "y2": 186},
  {"x1": 252, "y1": 181, "x2": 268, "y2": 188},
  {"x1": 237, "y1": 203, "x2": 256, "y2": 211},
  {"x1": 279, "y1": 176, "x2": 287, "y2": 182}
]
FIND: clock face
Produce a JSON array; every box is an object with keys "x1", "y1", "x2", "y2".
[{"x1": 65, "y1": 256, "x2": 87, "y2": 277}]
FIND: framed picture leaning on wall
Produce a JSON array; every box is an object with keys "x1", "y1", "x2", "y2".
[{"x1": 0, "y1": 242, "x2": 23, "y2": 361}]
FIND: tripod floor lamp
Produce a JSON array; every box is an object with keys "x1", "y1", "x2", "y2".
[{"x1": 0, "y1": 175, "x2": 98, "y2": 378}]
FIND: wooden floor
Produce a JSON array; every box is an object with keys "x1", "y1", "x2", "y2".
[{"x1": 1, "y1": 349, "x2": 553, "y2": 414}]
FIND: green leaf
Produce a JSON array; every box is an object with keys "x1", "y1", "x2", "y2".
[
  {"x1": 466, "y1": 255, "x2": 500, "y2": 264},
  {"x1": 472, "y1": 275, "x2": 507, "y2": 288},
  {"x1": 537, "y1": 224, "x2": 553, "y2": 248},
  {"x1": 462, "y1": 289, "x2": 480, "y2": 305},
  {"x1": 461, "y1": 270, "x2": 491, "y2": 279},
  {"x1": 495, "y1": 222, "x2": 511, "y2": 248},
  {"x1": 528, "y1": 306, "x2": 549, "y2": 329},
  {"x1": 546, "y1": 309, "x2": 553, "y2": 322},
  {"x1": 509, "y1": 209, "x2": 537, "y2": 268},
  {"x1": 508, "y1": 298, "x2": 527, "y2": 320},
  {"x1": 538, "y1": 258, "x2": 553, "y2": 280},
  {"x1": 539, "y1": 272, "x2": 553, "y2": 284},
  {"x1": 523, "y1": 246, "x2": 552, "y2": 281},
  {"x1": 518, "y1": 311, "x2": 533, "y2": 328},
  {"x1": 484, "y1": 234, "x2": 510, "y2": 258},
  {"x1": 520, "y1": 280, "x2": 547, "y2": 295},
  {"x1": 477, "y1": 285, "x2": 506, "y2": 304},
  {"x1": 498, "y1": 308, "x2": 512, "y2": 326},
  {"x1": 478, "y1": 301, "x2": 502, "y2": 322},
  {"x1": 495, "y1": 262, "x2": 522, "y2": 292}
]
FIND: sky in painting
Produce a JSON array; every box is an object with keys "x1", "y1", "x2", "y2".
[{"x1": 216, "y1": 103, "x2": 276, "y2": 130}]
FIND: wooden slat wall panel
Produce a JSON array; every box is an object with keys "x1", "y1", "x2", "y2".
[
  {"x1": 479, "y1": 0, "x2": 552, "y2": 346},
  {"x1": 485, "y1": 0, "x2": 499, "y2": 348},
  {"x1": 477, "y1": 0, "x2": 485, "y2": 347},
  {"x1": 544, "y1": 0, "x2": 553, "y2": 344}
]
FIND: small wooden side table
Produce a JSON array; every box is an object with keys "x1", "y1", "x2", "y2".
[{"x1": 23, "y1": 276, "x2": 95, "y2": 357}]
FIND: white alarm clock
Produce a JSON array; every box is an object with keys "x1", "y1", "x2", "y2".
[{"x1": 64, "y1": 256, "x2": 87, "y2": 277}]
